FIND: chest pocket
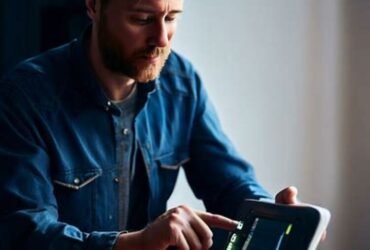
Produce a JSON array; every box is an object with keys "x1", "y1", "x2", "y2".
[
  {"x1": 155, "y1": 151, "x2": 190, "y2": 200},
  {"x1": 53, "y1": 169, "x2": 102, "y2": 191},
  {"x1": 52, "y1": 168, "x2": 102, "y2": 231},
  {"x1": 157, "y1": 152, "x2": 191, "y2": 170}
]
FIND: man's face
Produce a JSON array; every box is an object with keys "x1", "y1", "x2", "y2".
[{"x1": 96, "y1": 0, "x2": 183, "y2": 82}]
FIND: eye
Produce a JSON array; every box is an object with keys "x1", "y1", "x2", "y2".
[
  {"x1": 165, "y1": 15, "x2": 177, "y2": 23},
  {"x1": 131, "y1": 16, "x2": 154, "y2": 25},
  {"x1": 165, "y1": 14, "x2": 180, "y2": 23}
]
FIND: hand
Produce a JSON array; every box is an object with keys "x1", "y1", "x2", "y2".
[
  {"x1": 275, "y1": 186, "x2": 327, "y2": 241},
  {"x1": 114, "y1": 205, "x2": 238, "y2": 250}
]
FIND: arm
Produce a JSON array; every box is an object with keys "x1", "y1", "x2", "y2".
[
  {"x1": 181, "y1": 72, "x2": 271, "y2": 248},
  {"x1": 184, "y1": 72, "x2": 271, "y2": 216}
]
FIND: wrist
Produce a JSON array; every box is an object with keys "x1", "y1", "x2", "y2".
[{"x1": 113, "y1": 230, "x2": 145, "y2": 250}]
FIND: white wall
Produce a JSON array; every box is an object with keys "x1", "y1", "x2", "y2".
[{"x1": 168, "y1": 1, "x2": 370, "y2": 250}]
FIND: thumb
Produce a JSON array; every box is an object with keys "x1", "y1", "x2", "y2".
[{"x1": 275, "y1": 186, "x2": 299, "y2": 204}]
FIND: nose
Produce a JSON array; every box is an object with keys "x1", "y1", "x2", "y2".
[{"x1": 148, "y1": 21, "x2": 170, "y2": 48}]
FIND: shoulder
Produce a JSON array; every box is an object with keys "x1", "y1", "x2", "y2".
[
  {"x1": 162, "y1": 51, "x2": 197, "y2": 77},
  {"x1": 0, "y1": 41, "x2": 75, "y2": 107},
  {"x1": 159, "y1": 51, "x2": 203, "y2": 97},
  {"x1": 1, "y1": 40, "x2": 74, "y2": 85}
]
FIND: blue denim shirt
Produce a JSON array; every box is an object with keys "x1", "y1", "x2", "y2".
[{"x1": 0, "y1": 34, "x2": 271, "y2": 249}]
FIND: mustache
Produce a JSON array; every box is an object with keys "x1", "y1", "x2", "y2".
[{"x1": 136, "y1": 47, "x2": 169, "y2": 58}]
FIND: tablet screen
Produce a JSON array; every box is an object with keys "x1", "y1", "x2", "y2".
[{"x1": 226, "y1": 217, "x2": 293, "y2": 250}]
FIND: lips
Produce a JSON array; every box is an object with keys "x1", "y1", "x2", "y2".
[
  {"x1": 140, "y1": 54, "x2": 161, "y2": 64},
  {"x1": 136, "y1": 47, "x2": 168, "y2": 65},
  {"x1": 144, "y1": 53, "x2": 159, "y2": 59}
]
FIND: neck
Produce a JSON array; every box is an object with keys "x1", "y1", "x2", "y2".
[{"x1": 88, "y1": 28, "x2": 135, "y2": 101}]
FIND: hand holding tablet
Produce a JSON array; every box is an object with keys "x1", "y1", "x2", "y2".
[{"x1": 224, "y1": 199, "x2": 330, "y2": 250}]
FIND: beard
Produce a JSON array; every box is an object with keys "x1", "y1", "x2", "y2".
[{"x1": 97, "y1": 13, "x2": 171, "y2": 83}]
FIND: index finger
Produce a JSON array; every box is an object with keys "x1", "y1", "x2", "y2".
[{"x1": 195, "y1": 211, "x2": 238, "y2": 231}]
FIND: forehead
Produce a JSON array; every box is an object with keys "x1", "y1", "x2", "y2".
[{"x1": 113, "y1": 0, "x2": 184, "y2": 13}]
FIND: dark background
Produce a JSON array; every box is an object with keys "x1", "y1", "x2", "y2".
[{"x1": 0, "y1": 0, "x2": 89, "y2": 76}]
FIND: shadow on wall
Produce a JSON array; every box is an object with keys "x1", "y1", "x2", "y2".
[
  {"x1": 339, "y1": 1, "x2": 370, "y2": 250},
  {"x1": 0, "y1": 0, "x2": 89, "y2": 76}
]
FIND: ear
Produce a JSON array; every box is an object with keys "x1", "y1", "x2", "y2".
[{"x1": 85, "y1": 0, "x2": 98, "y2": 20}]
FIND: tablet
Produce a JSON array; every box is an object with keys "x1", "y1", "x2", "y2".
[{"x1": 224, "y1": 199, "x2": 330, "y2": 250}]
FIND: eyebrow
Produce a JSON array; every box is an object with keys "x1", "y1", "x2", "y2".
[{"x1": 128, "y1": 8, "x2": 183, "y2": 15}]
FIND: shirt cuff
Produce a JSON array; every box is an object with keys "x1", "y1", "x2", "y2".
[{"x1": 86, "y1": 231, "x2": 121, "y2": 250}]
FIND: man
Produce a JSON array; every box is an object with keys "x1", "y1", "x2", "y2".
[{"x1": 0, "y1": 0, "x2": 299, "y2": 249}]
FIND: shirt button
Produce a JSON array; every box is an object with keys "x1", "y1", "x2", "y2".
[
  {"x1": 105, "y1": 102, "x2": 112, "y2": 111},
  {"x1": 113, "y1": 177, "x2": 119, "y2": 183},
  {"x1": 73, "y1": 178, "x2": 80, "y2": 185},
  {"x1": 122, "y1": 128, "x2": 129, "y2": 135}
]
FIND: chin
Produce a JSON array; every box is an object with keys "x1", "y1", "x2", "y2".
[
  {"x1": 135, "y1": 74, "x2": 158, "y2": 83},
  {"x1": 134, "y1": 65, "x2": 162, "y2": 83}
]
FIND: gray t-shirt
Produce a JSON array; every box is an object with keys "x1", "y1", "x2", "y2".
[{"x1": 112, "y1": 84, "x2": 138, "y2": 230}]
